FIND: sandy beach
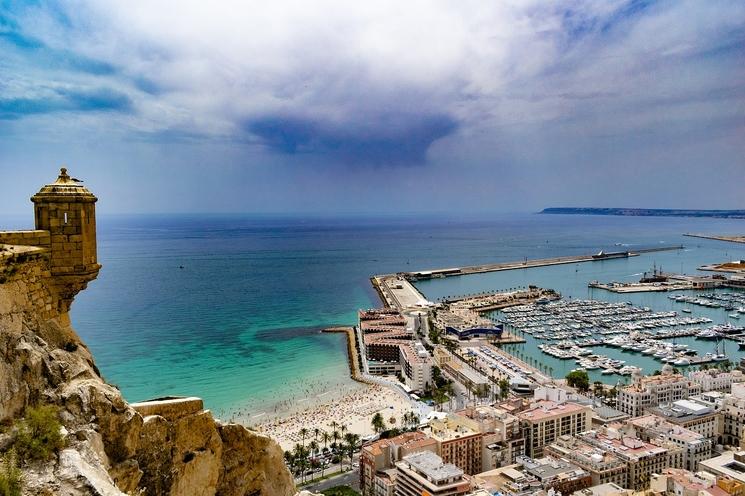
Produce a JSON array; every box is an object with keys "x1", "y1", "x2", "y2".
[{"x1": 245, "y1": 383, "x2": 420, "y2": 451}]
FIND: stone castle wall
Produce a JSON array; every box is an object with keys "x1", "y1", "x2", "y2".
[{"x1": 0, "y1": 229, "x2": 51, "y2": 248}]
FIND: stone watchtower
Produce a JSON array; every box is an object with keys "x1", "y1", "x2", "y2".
[{"x1": 31, "y1": 167, "x2": 100, "y2": 277}]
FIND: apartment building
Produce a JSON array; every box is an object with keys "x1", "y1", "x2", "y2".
[
  {"x1": 625, "y1": 415, "x2": 713, "y2": 471},
  {"x1": 395, "y1": 451, "x2": 472, "y2": 496},
  {"x1": 459, "y1": 405, "x2": 526, "y2": 470},
  {"x1": 517, "y1": 400, "x2": 592, "y2": 458},
  {"x1": 360, "y1": 431, "x2": 438, "y2": 496},
  {"x1": 546, "y1": 435, "x2": 628, "y2": 488},
  {"x1": 425, "y1": 414, "x2": 484, "y2": 475}
]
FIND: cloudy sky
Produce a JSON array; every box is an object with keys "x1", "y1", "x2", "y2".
[{"x1": 1, "y1": 0, "x2": 743, "y2": 215}]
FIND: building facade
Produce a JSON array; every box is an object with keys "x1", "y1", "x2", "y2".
[
  {"x1": 517, "y1": 401, "x2": 592, "y2": 458},
  {"x1": 395, "y1": 451, "x2": 472, "y2": 496},
  {"x1": 616, "y1": 368, "x2": 702, "y2": 418}
]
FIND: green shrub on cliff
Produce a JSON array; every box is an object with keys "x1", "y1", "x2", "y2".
[
  {"x1": 13, "y1": 405, "x2": 64, "y2": 462},
  {"x1": 0, "y1": 450, "x2": 22, "y2": 496}
]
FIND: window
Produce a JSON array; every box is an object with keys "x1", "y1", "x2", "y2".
[{"x1": 63, "y1": 212, "x2": 68, "y2": 224}]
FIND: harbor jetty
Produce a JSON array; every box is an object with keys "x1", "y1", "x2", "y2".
[
  {"x1": 684, "y1": 233, "x2": 745, "y2": 244},
  {"x1": 322, "y1": 326, "x2": 369, "y2": 384},
  {"x1": 402, "y1": 245, "x2": 683, "y2": 281}
]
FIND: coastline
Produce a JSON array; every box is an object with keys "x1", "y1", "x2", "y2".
[{"x1": 249, "y1": 382, "x2": 418, "y2": 451}]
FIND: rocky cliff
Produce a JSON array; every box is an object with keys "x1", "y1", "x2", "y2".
[{"x1": 0, "y1": 247, "x2": 296, "y2": 496}]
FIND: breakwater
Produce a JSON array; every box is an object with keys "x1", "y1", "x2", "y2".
[
  {"x1": 322, "y1": 326, "x2": 370, "y2": 384},
  {"x1": 400, "y1": 246, "x2": 684, "y2": 281}
]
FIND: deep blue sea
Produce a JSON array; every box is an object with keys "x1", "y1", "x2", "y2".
[{"x1": 4, "y1": 212, "x2": 745, "y2": 415}]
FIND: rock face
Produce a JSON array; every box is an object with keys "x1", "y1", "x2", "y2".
[{"x1": 0, "y1": 251, "x2": 296, "y2": 496}]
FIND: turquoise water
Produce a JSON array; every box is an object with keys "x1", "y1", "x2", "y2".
[{"x1": 3, "y1": 212, "x2": 744, "y2": 412}]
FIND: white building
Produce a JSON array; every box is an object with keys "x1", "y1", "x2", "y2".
[
  {"x1": 721, "y1": 382, "x2": 745, "y2": 448},
  {"x1": 688, "y1": 369, "x2": 745, "y2": 392},
  {"x1": 616, "y1": 366, "x2": 702, "y2": 418},
  {"x1": 399, "y1": 341, "x2": 433, "y2": 392},
  {"x1": 395, "y1": 451, "x2": 472, "y2": 496}
]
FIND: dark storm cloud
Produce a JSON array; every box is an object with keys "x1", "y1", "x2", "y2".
[{"x1": 246, "y1": 112, "x2": 457, "y2": 165}]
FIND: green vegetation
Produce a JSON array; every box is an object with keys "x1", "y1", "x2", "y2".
[
  {"x1": 565, "y1": 370, "x2": 590, "y2": 393},
  {"x1": 498, "y1": 378, "x2": 510, "y2": 400},
  {"x1": 322, "y1": 486, "x2": 360, "y2": 496},
  {"x1": 286, "y1": 423, "x2": 361, "y2": 485},
  {"x1": 12, "y1": 405, "x2": 65, "y2": 462},
  {"x1": 0, "y1": 451, "x2": 22, "y2": 496},
  {"x1": 371, "y1": 413, "x2": 385, "y2": 434}
]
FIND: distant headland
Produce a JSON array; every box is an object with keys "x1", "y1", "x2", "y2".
[{"x1": 541, "y1": 207, "x2": 745, "y2": 219}]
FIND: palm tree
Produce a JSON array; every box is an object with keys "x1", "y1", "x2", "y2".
[
  {"x1": 308, "y1": 440, "x2": 319, "y2": 480},
  {"x1": 300, "y1": 427, "x2": 309, "y2": 448},
  {"x1": 344, "y1": 432, "x2": 360, "y2": 470},
  {"x1": 332, "y1": 429, "x2": 340, "y2": 454},
  {"x1": 293, "y1": 443, "x2": 308, "y2": 483},
  {"x1": 321, "y1": 431, "x2": 331, "y2": 452},
  {"x1": 314, "y1": 427, "x2": 321, "y2": 442},
  {"x1": 371, "y1": 412, "x2": 386, "y2": 434}
]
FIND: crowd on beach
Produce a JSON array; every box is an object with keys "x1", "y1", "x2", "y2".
[
  {"x1": 213, "y1": 376, "x2": 362, "y2": 423},
  {"x1": 253, "y1": 383, "x2": 415, "y2": 450}
]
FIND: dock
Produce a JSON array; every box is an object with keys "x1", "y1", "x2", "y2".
[
  {"x1": 396, "y1": 245, "x2": 684, "y2": 281},
  {"x1": 684, "y1": 233, "x2": 745, "y2": 245}
]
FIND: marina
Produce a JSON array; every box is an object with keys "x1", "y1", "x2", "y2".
[
  {"x1": 414, "y1": 236, "x2": 745, "y2": 385},
  {"x1": 495, "y1": 298, "x2": 735, "y2": 376}
]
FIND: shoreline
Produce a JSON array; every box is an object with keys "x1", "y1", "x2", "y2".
[{"x1": 249, "y1": 382, "x2": 421, "y2": 451}]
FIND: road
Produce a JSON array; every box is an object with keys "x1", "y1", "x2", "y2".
[{"x1": 303, "y1": 468, "x2": 360, "y2": 493}]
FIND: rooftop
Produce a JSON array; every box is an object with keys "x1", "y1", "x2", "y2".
[
  {"x1": 401, "y1": 450, "x2": 464, "y2": 483},
  {"x1": 627, "y1": 415, "x2": 704, "y2": 443},
  {"x1": 517, "y1": 400, "x2": 588, "y2": 422}
]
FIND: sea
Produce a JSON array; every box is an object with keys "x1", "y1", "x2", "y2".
[{"x1": 3, "y1": 212, "x2": 745, "y2": 416}]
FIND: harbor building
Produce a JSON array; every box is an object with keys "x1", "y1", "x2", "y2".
[
  {"x1": 517, "y1": 400, "x2": 592, "y2": 458},
  {"x1": 688, "y1": 369, "x2": 745, "y2": 393},
  {"x1": 360, "y1": 431, "x2": 439, "y2": 496},
  {"x1": 394, "y1": 451, "x2": 472, "y2": 496},
  {"x1": 616, "y1": 366, "x2": 702, "y2": 418},
  {"x1": 423, "y1": 414, "x2": 484, "y2": 475},
  {"x1": 625, "y1": 415, "x2": 713, "y2": 471}
]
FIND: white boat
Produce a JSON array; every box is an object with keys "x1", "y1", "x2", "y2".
[
  {"x1": 601, "y1": 369, "x2": 616, "y2": 375},
  {"x1": 673, "y1": 358, "x2": 690, "y2": 366},
  {"x1": 682, "y1": 308, "x2": 692, "y2": 314},
  {"x1": 730, "y1": 313, "x2": 740, "y2": 319},
  {"x1": 642, "y1": 348, "x2": 656, "y2": 355}
]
